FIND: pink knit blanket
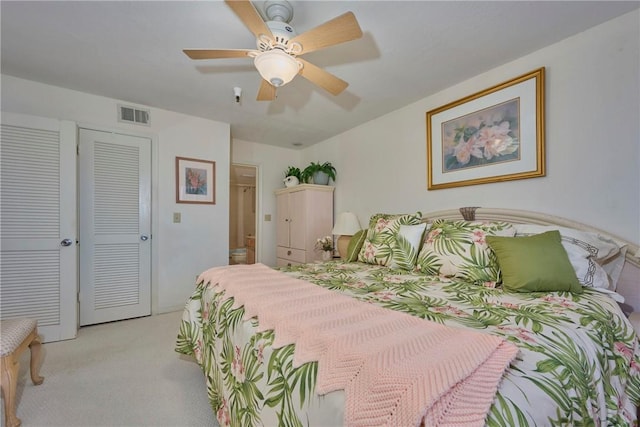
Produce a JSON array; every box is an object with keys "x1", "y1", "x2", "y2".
[{"x1": 198, "y1": 264, "x2": 518, "y2": 427}]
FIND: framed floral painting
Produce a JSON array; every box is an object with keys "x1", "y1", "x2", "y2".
[
  {"x1": 426, "y1": 67, "x2": 545, "y2": 190},
  {"x1": 176, "y1": 156, "x2": 215, "y2": 204}
]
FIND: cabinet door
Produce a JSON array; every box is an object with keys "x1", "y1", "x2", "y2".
[
  {"x1": 289, "y1": 190, "x2": 307, "y2": 250},
  {"x1": 276, "y1": 192, "x2": 290, "y2": 247}
]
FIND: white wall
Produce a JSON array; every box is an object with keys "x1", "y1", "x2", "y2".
[
  {"x1": 1, "y1": 75, "x2": 231, "y2": 313},
  {"x1": 302, "y1": 10, "x2": 640, "y2": 245}
]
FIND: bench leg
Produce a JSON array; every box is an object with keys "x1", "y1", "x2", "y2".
[
  {"x1": 29, "y1": 333, "x2": 44, "y2": 385},
  {"x1": 1, "y1": 354, "x2": 22, "y2": 427}
]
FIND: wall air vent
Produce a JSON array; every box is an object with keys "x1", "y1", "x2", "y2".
[{"x1": 118, "y1": 105, "x2": 150, "y2": 126}]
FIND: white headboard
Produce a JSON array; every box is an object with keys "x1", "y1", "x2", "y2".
[{"x1": 422, "y1": 207, "x2": 640, "y2": 314}]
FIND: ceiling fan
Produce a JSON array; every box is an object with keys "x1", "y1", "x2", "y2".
[{"x1": 183, "y1": 0, "x2": 363, "y2": 101}]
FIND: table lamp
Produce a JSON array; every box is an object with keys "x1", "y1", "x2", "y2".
[{"x1": 332, "y1": 212, "x2": 361, "y2": 259}]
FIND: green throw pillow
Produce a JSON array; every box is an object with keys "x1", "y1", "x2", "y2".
[
  {"x1": 486, "y1": 230, "x2": 582, "y2": 293},
  {"x1": 345, "y1": 229, "x2": 367, "y2": 262}
]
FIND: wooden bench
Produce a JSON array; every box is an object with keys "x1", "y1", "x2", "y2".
[{"x1": 1, "y1": 319, "x2": 44, "y2": 427}]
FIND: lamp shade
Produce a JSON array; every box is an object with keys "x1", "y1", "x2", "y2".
[
  {"x1": 332, "y1": 212, "x2": 361, "y2": 236},
  {"x1": 253, "y1": 50, "x2": 301, "y2": 88}
]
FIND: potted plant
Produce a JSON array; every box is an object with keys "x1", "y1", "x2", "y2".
[
  {"x1": 301, "y1": 161, "x2": 336, "y2": 185},
  {"x1": 283, "y1": 166, "x2": 302, "y2": 187}
]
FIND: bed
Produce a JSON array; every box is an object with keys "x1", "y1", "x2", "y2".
[{"x1": 176, "y1": 207, "x2": 640, "y2": 426}]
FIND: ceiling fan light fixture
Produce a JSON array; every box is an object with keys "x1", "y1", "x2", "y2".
[{"x1": 253, "y1": 49, "x2": 301, "y2": 87}]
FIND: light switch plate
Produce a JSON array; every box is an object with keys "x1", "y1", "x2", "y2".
[{"x1": 173, "y1": 212, "x2": 181, "y2": 223}]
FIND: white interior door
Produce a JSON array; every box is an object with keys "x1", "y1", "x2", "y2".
[
  {"x1": 79, "y1": 128, "x2": 151, "y2": 326},
  {"x1": 0, "y1": 113, "x2": 77, "y2": 342}
]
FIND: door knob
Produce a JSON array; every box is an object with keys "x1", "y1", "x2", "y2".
[
  {"x1": 140, "y1": 235, "x2": 149, "y2": 241},
  {"x1": 60, "y1": 238, "x2": 73, "y2": 247}
]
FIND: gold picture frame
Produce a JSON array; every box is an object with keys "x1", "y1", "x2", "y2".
[
  {"x1": 176, "y1": 156, "x2": 216, "y2": 204},
  {"x1": 426, "y1": 67, "x2": 545, "y2": 190}
]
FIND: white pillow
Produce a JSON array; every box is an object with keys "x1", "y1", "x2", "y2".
[
  {"x1": 514, "y1": 224, "x2": 623, "y2": 290},
  {"x1": 398, "y1": 223, "x2": 428, "y2": 251},
  {"x1": 388, "y1": 223, "x2": 428, "y2": 270}
]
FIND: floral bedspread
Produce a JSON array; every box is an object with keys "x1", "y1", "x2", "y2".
[{"x1": 176, "y1": 261, "x2": 640, "y2": 427}]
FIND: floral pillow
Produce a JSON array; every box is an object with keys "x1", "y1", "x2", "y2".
[
  {"x1": 415, "y1": 219, "x2": 516, "y2": 284},
  {"x1": 357, "y1": 212, "x2": 423, "y2": 269}
]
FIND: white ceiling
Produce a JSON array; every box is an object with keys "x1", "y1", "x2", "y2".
[{"x1": 2, "y1": 1, "x2": 638, "y2": 149}]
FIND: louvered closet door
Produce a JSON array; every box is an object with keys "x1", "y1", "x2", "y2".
[
  {"x1": 79, "y1": 129, "x2": 151, "y2": 326},
  {"x1": 0, "y1": 113, "x2": 77, "y2": 342}
]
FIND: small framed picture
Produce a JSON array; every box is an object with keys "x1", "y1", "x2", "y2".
[{"x1": 175, "y1": 156, "x2": 215, "y2": 204}]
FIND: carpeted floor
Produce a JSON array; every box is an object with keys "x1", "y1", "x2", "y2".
[{"x1": 1, "y1": 311, "x2": 218, "y2": 427}]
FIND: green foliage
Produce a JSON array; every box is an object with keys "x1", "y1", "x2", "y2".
[
  {"x1": 284, "y1": 166, "x2": 302, "y2": 180},
  {"x1": 301, "y1": 161, "x2": 336, "y2": 183}
]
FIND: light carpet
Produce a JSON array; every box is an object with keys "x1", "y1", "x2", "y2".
[{"x1": 1, "y1": 311, "x2": 218, "y2": 427}]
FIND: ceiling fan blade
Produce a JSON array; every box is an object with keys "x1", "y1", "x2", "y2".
[
  {"x1": 289, "y1": 12, "x2": 363, "y2": 55},
  {"x1": 297, "y1": 58, "x2": 348, "y2": 96},
  {"x1": 257, "y1": 79, "x2": 276, "y2": 101},
  {"x1": 183, "y1": 49, "x2": 254, "y2": 60},
  {"x1": 225, "y1": 0, "x2": 273, "y2": 40}
]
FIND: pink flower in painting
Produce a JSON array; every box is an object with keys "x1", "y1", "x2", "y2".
[
  {"x1": 477, "y1": 121, "x2": 510, "y2": 142},
  {"x1": 444, "y1": 102, "x2": 520, "y2": 170},
  {"x1": 484, "y1": 135, "x2": 518, "y2": 160},
  {"x1": 453, "y1": 135, "x2": 483, "y2": 165},
  {"x1": 186, "y1": 168, "x2": 207, "y2": 194},
  {"x1": 474, "y1": 122, "x2": 518, "y2": 161}
]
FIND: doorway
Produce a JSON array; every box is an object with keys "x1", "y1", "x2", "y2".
[{"x1": 229, "y1": 164, "x2": 257, "y2": 265}]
